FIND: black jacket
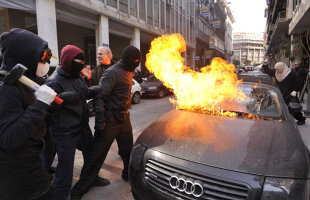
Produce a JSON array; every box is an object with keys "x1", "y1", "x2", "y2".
[
  {"x1": 89, "y1": 64, "x2": 110, "y2": 86},
  {"x1": 262, "y1": 64, "x2": 297, "y2": 103},
  {"x1": 292, "y1": 67, "x2": 308, "y2": 92},
  {"x1": 0, "y1": 29, "x2": 51, "y2": 199},
  {"x1": 96, "y1": 61, "x2": 133, "y2": 112},
  {"x1": 46, "y1": 67, "x2": 89, "y2": 135},
  {"x1": 88, "y1": 64, "x2": 110, "y2": 130}
]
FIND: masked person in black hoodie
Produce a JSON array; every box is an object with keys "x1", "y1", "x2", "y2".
[
  {"x1": 45, "y1": 45, "x2": 107, "y2": 200},
  {"x1": 0, "y1": 28, "x2": 57, "y2": 199},
  {"x1": 70, "y1": 46, "x2": 141, "y2": 199}
]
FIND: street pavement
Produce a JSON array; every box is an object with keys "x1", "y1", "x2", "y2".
[{"x1": 62, "y1": 94, "x2": 310, "y2": 200}]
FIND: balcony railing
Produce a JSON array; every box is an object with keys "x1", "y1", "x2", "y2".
[{"x1": 268, "y1": 11, "x2": 288, "y2": 44}]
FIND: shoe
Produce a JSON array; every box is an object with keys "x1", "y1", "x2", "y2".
[
  {"x1": 297, "y1": 120, "x2": 305, "y2": 125},
  {"x1": 92, "y1": 176, "x2": 110, "y2": 187},
  {"x1": 70, "y1": 190, "x2": 84, "y2": 200}
]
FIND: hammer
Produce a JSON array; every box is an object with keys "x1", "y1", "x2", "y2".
[{"x1": 3, "y1": 64, "x2": 63, "y2": 105}]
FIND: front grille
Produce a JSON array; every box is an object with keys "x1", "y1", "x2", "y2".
[{"x1": 145, "y1": 159, "x2": 249, "y2": 200}]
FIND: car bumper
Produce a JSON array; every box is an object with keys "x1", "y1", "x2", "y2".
[
  {"x1": 141, "y1": 89, "x2": 161, "y2": 96},
  {"x1": 129, "y1": 148, "x2": 264, "y2": 200}
]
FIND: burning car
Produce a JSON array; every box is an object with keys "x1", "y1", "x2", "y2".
[
  {"x1": 129, "y1": 75, "x2": 310, "y2": 200},
  {"x1": 129, "y1": 34, "x2": 309, "y2": 200}
]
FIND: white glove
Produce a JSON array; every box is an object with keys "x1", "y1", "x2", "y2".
[{"x1": 35, "y1": 85, "x2": 57, "y2": 105}]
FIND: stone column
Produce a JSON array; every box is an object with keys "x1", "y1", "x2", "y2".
[
  {"x1": 96, "y1": 15, "x2": 109, "y2": 48},
  {"x1": 36, "y1": 0, "x2": 58, "y2": 66},
  {"x1": 131, "y1": 27, "x2": 141, "y2": 70},
  {"x1": 131, "y1": 27, "x2": 140, "y2": 50}
]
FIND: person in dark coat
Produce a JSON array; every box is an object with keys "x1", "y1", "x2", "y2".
[
  {"x1": 70, "y1": 46, "x2": 141, "y2": 199},
  {"x1": 45, "y1": 45, "x2": 104, "y2": 200},
  {"x1": 262, "y1": 61, "x2": 306, "y2": 125},
  {"x1": 0, "y1": 28, "x2": 57, "y2": 199},
  {"x1": 88, "y1": 46, "x2": 113, "y2": 132},
  {"x1": 85, "y1": 46, "x2": 113, "y2": 187},
  {"x1": 292, "y1": 62, "x2": 307, "y2": 98}
]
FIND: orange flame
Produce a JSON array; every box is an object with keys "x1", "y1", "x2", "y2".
[{"x1": 146, "y1": 34, "x2": 245, "y2": 117}]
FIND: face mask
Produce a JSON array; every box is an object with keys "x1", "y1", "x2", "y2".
[
  {"x1": 71, "y1": 61, "x2": 84, "y2": 78},
  {"x1": 36, "y1": 62, "x2": 50, "y2": 77}
]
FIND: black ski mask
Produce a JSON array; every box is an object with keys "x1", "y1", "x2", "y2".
[
  {"x1": 71, "y1": 53, "x2": 84, "y2": 78},
  {"x1": 121, "y1": 46, "x2": 141, "y2": 72}
]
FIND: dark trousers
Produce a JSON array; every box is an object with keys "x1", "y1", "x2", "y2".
[
  {"x1": 71, "y1": 112, "x2": 133, "y2": 196},
  {"x1": 53, "y1": 126, "x2": 93, "y2": 200},
  {"x1": 41, "y1": 126, "x2": 56, "y2": 171},
  {"x1": 34, "y1": 186, "x2": 58, "y2": 200}
]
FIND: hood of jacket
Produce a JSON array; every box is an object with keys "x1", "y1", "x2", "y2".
[
  {"x1": 60, "y1": 45, "x2": 84, "y2": 75},
  {"x1": 0, "y1": 28, "x2": 48, "y2": 80}
]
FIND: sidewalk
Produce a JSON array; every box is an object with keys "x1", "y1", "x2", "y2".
[{"x1": 299, "y1": 94, "x2": 310, "y2": 150}]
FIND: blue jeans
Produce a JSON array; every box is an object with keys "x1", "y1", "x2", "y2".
[{"x1": 53, "y1": 126, "x2": 93, "y2": 200}]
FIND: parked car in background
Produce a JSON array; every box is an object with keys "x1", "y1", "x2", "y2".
[
  {"x1": 240, "y1": 70, "x2": 271, "y2": 80},
  {"x1": 140, "y1": 75, "x2": 171, "y2": 98},
  {"x1": 131, "y1": 79, "x2": 143, "y2": 104},
  {"x1": 129, "y1": 75, "x2": 310, "y2": 200},
  {"x1": 88, "y1": 79, "x2": 143, "y2": 116}
]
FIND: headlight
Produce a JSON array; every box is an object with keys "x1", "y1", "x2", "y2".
[
  {"x1": 129, "y1": 142, "x2": 147, "y2": 171},
  {"x1": 260, "y1": 177, "x2": 310, "y2": 200},
  {"x1": 148, "y1": 86, "x2": 157, "y2": 90}
]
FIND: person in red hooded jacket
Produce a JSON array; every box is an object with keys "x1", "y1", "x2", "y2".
[{"x1": 45, "y1": 45, "x2": 108, "y2": 200}]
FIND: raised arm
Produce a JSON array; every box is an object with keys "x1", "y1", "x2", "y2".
[{"x1": 262, "y1": 64, "x2": 276, "y2": 78}]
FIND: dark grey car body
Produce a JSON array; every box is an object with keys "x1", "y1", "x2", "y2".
[
  {"x1": 140, "y1": 75, "x2": 171, "y2": 98},
  {"x1": 129, "y1": 75, "x2": 310, "y2": 200}
]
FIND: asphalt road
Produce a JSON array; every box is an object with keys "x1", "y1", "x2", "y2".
[{"x1": 68, "y1": 95, "x2": 310, "y2": 200}]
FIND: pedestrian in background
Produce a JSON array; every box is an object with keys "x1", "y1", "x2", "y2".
[
  {"x1": 0, "y1": 28, "x2": 57, "y2": 199},
  {"x1": 292, "y1": 61, "x2": 307, "y2": 100},
  {"x1": 85, "y1": 46, "x2": 114, "y2": 186},
  {"x1": 87, "y1": 46, "x2": 113, "y2": 136},
  {"x1": 262, "y1": 61, "x2": 306, "y2": 125},
  {"x1": 71, "y1": 45, "x2": 141, "y2": 200}
]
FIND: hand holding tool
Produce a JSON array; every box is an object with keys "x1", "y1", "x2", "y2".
[{"x1": 3, "y1": 64, "x2": 63, "y2": 105}]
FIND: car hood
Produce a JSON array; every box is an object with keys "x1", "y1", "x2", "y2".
[
  {"x1": 140, "y1": 81, "x2": 162, "y2": 89},
  {"x1": 137, "y1": 110, "x2": 309, "y2": 178}
]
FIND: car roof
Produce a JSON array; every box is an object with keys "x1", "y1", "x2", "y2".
[{"x1": 237, "y1": 74, "x2": 277, "y2": 88}]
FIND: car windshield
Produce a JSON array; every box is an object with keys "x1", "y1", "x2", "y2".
[{"x1": 221, "y1": 83, "x2": 283, "y2": 119}]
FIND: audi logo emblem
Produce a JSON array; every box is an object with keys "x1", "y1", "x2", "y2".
[{"x1": 169, "y1": 174, "x2": 204, "y2": 197}]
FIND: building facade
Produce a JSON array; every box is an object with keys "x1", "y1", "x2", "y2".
[
  {"x1": 224, "y1": 5, "x2": 234, "y2": 62},
  {"x1": 0, "y1": 0, "x2": 233, "y2": 73},
  {"x1": 233, "y1": 32, "x2": 265, "y2": 65},
  {"x1": 265, "y1": 0, "x2": 310, "y2": 68}
]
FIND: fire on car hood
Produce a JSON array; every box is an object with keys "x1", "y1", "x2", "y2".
[{"x1": 137, "y1": 109, "x2": 310, "y2": 178}]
